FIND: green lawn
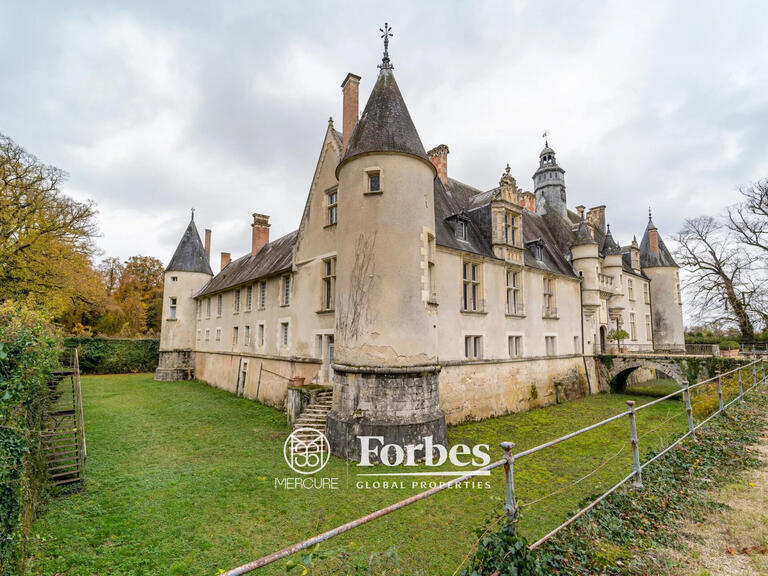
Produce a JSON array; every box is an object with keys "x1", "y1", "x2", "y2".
[{"x1": 27, "y1": 373, "x2": 723, "y2": 575}]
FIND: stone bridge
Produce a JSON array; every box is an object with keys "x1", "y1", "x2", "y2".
[{"x1": 593, "y1": 354, "x2": 715, "y2": 393}]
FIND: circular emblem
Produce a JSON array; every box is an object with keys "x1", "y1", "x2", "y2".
[{"x1": 284, "y1": 428, "x2": 331, "y2": 475}]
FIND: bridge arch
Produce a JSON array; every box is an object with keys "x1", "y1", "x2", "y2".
[{"x1": 595, "y1": 356, "x2": 690, "y2": 394}]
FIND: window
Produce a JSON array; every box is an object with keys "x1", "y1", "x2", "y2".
[
  {"x1": 543, "y1": 278, "x2": 557, "y2": 318},
  {"x1": 234, "y1": 290, "x2": 241, "y2": 313},
  {"x1": 197, "y1": 300, "x2": 202, "y2": 320},
  {"x1": 456, "y1": 219, "x2": 467, "y2": 241},
  {"x1": 169, "y1": 297, "x2": 177, "y2": 320},
  {"x1": 280, "y1": 322, "x2": 289, "y2": 346},
  {"x1": 630, "y1": 312, "x2": 637, "y2": 341},
  {"x1": 427, "y1": 234, "x2": 436, "y2": 302},
  {"x1": 545, "y1": 336, "x2": 557, "y2": 356},
  {"x1": 628, "y1": 279, "x2": 635, "y2": 301},
  {"x1": 258, "y1": 323, "x2": 265, "y2": 347},
  {"x1": 196, "y1": 329, "x2": 201, "y2": 341},
  {"x1": 368, "y1": 171, "x2": 380, "y2": 193},
  {"x1": 259, "y1": 281, "x2": 266, "y2": 309},
  {"x1": 217, "y1": 294, "x2": 223, "y2": 316},
  {"x1": 322, "y1": 257, "x2": 336, "y2": 310},
  {"x1": 574, "y1": 336, "x2": 580, "y2": 353},
  {"x1": 244, "y1": 325, "x2": 251, "y2": 347},
  {"x1": 171, "y1": 276, "x2": 178, "y2": 282},
  {"x1": 327, "y1": 188, "x2": 338, "y2": 225},
  {"x1": 508, "y1": 335, "x2": 522, "y2": 358},
  {"x1": 215, "y1": 328, "x2": 222, "y2": 342},
  {"x1": 643, "y1": 283, "x2": 650, "y2": 304},
  {"x1": 462, "y1": 261, "x2": 480, "y2": 311},
  {"x1": 246, "y1": 285, "x2": 253, "y2": 311},
  {"x1": 281, "y1": 275, "x2": 291, "y2": 306},
  {"x1": 206, "y1": 298, "x2": 211, "y2": 318},
  {"x1": 464, "y1": 335, "x2": 482, "y2": 359},
  {"x1": 503, "y1": 212, "x2": 518, "y2": 245},
  {"x1": 205, "y1": 328, "x2": 210, "y2": 342},
  {"x1": 506, "y1": 269, "x2": 522, "y2": 315},
  {"x1": 645, "y1": 314, "x2": 652, "y2": 340},
  {"x1": 232, "y1": 326, "x2": 239, "y2": 346}
]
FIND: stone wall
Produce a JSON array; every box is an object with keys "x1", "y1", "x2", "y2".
[
  {"x1": 438, "y1": 355, "x2": 589, "y2": 424},
  {"x1": 154, "y1": 349, "x2": 195, "y2": 381}
]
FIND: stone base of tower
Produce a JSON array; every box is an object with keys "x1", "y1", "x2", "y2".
[
  {"x1": 154, "y1": 349, "x2": 195, "y2": 381},
  {"x1": 326, "y1": 366, "x2": 447, "y2": 461}
]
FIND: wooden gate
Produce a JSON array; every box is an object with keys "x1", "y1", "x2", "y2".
[{"x1": 43, "y1": 349, "x2": 86, "y2": 486}]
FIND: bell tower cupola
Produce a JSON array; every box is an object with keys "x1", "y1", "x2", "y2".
[{"x1": 533, "y1": 131, "x2": 567, "y2": 220}]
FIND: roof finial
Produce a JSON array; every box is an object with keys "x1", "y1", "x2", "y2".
[
  {"x1": 648, "y1": 206, "x2": 652, "y2": 221},
  {"x1": 607, "y1": 223, "x2": 611, "y2": 234},
  {"x1": 542, "y1": 129, "x2": 550, "y2": 147},
  {"x1": 379, "y1": 22, "x2": 393, "y2": 70},
  {"x1": 191, "y1": 207, "x2": 195, "y2": 221}
]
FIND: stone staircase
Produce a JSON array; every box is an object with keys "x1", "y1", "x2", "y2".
[{"x1": 291, "y1": 388, "x2": 333, "y2": 452}]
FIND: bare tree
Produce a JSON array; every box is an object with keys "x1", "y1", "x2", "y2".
[
  {"x1": 675, "y1": 216, "x2": 755, "y2": 338},
  {"x1": 727, "y1": 179, "x2": 768, "y2": 257}
]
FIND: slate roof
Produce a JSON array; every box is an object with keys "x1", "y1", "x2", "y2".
[
  {"x1": 572, "y1": 218, "x2": 597, "y2": 246},
  {"x1": 602, "y1": 226, "x2": 622, "y2": 255},
  {"x1": 639, "y1": 218, "x2": 678, "y2": 268},
  {"x1": 166, "y1": 217, "x2": 213, "y2": 275},
  {"x1": 196, "y1": 230, "x2": 297, "y2": 297},
  {"x1": 340, "y1": 67, "x2": 429, "y2": 166}
]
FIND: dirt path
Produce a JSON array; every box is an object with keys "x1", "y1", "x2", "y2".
[{"x1": 668, "y1": 431, "x2": 768, "y2": 575}]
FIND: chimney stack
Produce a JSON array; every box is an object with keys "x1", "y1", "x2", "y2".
[
  {"x1": 204, "y1": 229, "x2": 211, "y2": 263},
  {"x1": 251, "y1": 213, "x2": 271, "y2": 255},
  {"x1": 649, "y1": 228, "x2": 659, "y2": 255},
  {"x1": 576, "y1": 205, "x2": 585, "y2": 220},
  {"x1": 427, "y1": 144, "x2": 450, "y2": 185},
  {"x1": 341, "y1": 73, "x2": 361, "y2": 155},
  {"x1": 587, "y1": 205, "x2": 606, "y2": 234},
  {"x1": 520, "y1": 191, "x2": 536, "y2": 212},
  {"x1": 221, "y1": 252, "x2": 231, "y2": 271}
]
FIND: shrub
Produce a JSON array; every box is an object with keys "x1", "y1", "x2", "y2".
[
  {"x1": 61, "y1": 337, "x2": 159, "y2": 374},
  {"x1": 0, "y1": 302, "x2": 60, "y2": 574},
  {"x1": 719, "y1": 340, "x2": 740, "y2": 351}
]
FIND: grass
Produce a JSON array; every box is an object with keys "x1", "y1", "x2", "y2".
[
  {"x1": 25, "y1": 371, "x2": 746, "y2": 576},
  {"x1": 625, "y1": 378, "x2": 681, "y2": 398}
]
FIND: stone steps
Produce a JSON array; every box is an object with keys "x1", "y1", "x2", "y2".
[{"x1": 290, "y1": 388, "x2": 334, "y2": 454}]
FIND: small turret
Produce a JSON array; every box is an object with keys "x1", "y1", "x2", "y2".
[
  {"x1": 570, "y1": 216, "x2": 600, "y2": 309},
  {"x1": 533, "y1": 135, "x2": 567, "y2": 220},
  {"x1": 155, "y1": 211, "x2": 213, "y2": 381}
]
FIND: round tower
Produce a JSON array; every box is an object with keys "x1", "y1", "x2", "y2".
[
  {"x1": 326, "y1": 33, "x2": 446, "y2": 461},
  {"x1": 533, "y1": 138, "x2": 567, "y2": 220},
  {"x1": 640, "y1": 210, "x2": 685, "y2": 352},
  {"x1": 570, "y1": 216, "x2": 600, "y2": 308},
  {"x1": 155, "y1": 211, "x2": 213, "y2": 381}
]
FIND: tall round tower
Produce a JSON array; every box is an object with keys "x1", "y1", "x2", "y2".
[
  {"x1": 533, "y1": 139, "x2": 567, "y2": 219},
  {"x1": 640, "y1": 211, "x2": 685, "y2": 352},
  {"x1": 326, "y1": 32, "x2": 446, "y2": 460},
  {"x1": 155, "y1": 211, "x2": 213, "y2": 381}
]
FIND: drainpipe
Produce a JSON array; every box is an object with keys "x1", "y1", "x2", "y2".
[{"x1": 578, "y1": 271, "x2": 592, "y2": 394}]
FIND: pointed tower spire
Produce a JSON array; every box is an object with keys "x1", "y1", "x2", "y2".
[{"x1": 166, "y1": 213, "x2": 213, "y2": 275}]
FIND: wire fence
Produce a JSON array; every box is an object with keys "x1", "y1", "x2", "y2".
[{"x1": 221, "y1": 357, "x2": 768, "y2": 575}]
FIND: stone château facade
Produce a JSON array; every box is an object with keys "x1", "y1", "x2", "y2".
[{"x1": 155, "y1": 39, "x2": 685, "y2": 459}]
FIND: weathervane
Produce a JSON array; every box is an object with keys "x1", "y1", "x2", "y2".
[
  {"x1": 379, "y1": 22, "x2": 393, "y2": 69},
  {"x1": 191, "y1": 207, "x2": 195, "y2": 220},
  {"x1": 542, "y1": 129, "x2": 550, "y2": 147}
]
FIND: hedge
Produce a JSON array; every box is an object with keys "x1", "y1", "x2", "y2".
[
  {"x1": 62, "y1": 338, "x2": 159, "y2": 374},
  {"x1": 0, "y1": 303, "x2": 59, "y2": 575}
]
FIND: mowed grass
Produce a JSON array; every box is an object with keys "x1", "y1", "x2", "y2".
[{"x1": 27, "y1": 373, "x2": 725, "y2": 575}]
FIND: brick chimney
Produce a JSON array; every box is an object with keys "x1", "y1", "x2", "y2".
[
  {"x1": 520, "y1": 191, "x2": 536, "y2": 212},
  {"x1": 204, "y1": 229, "x2": 211, "y2": 263},
  {"x1": 649, "y1": 228, "x2": 659, "y2": 255},
  {"x1": 341, "y1": 73, "x2": 361, "y2": 155},
  {"x1": 251, "y1": 213, "x2": 270, "y2": 255},
  {"x1": 427, "y1": 144, "x2": 450, "y2": 185},
  {"x1": 221, "y1": 252, "x2": 231, "y2": 271}
]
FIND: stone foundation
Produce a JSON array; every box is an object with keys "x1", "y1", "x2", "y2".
[
  {"x1": 154, "y1": 349, "x2": 195, "y2": 381},
  {"x1": 326, "y1": 366, "x2": 447, "y2": 461}
]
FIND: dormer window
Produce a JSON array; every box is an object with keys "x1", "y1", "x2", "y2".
[
  {"x1": 536, "y1": 244, "x2": 544, "y2": 261},
  {"x1": 456, "y1": 219, "x2": 468, "y2": 241}
]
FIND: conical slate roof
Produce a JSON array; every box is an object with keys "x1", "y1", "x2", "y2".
[
  {"x1": 602, "y1": 225, "x2": 622, "y2": 255},
  {"x1": 639, "y1": 219, "x2": 677, "y2": 268},
  {"x1": 340, "y1": 67, "x2": 429, "y2": 167},
  {"x1": 166, "y1": 217, "x2": 213, "y2": 275},
  {"x1": 572, "y1": 218, "x2": 597, "y2": 246}
]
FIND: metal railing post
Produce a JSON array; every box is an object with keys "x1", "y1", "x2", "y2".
[
  {"x1": 626, "y1": 401, "x2": 643, "y2": 488},
  {"x1": 717, "y1": 375, "x2": 724, "y2": 413},
  {"x1": 738, "y1": 368, "x2": 743, "y2": 399},
  {"x1": 501, "y1": 441, "x2": 517, "y2": 522},
  {"x1": 682, "y1": 379, "x2": 696, "y2": 441},
  {"x1": 754, "y1": 360, "x2": 758, "y2": 388}
]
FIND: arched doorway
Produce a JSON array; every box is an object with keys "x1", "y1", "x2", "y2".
[{"x1": 599, "y1": 325, "x2": 607, "y2": 353}]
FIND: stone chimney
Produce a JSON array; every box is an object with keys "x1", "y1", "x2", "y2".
[
  {"x1": 341, "y1": 73, "x2": 361, "y2": 155},
  {"x1": 221, "y1": 252, "x2": 231, "y2": 271},
  {"x1": 204, "y1": 229, "x2": 211, "y2": 263},
  {"x1": 520, "y1": 191, "x2": 536, "y2": 212},
  {"x1": 630, "y1": 237, "x2": 640, "y2": 272},
  {"x1": 251, "y1": 213, "x2": 270, "y2": 255},
  {"x1": 576, "y1": 205, "x2": 585, "y2": 220},
  {"x1": 586, "y1": 205, "x2": 606, "y2": 234},
  {"x1": 427, "y1": 144, "x2": 450, "y2": 185}
]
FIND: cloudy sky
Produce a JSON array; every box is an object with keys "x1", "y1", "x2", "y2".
[{"x1": 2, "y1": 1, "x2": 767, "y2": 269}]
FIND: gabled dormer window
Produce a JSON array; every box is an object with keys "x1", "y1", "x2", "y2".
[
  {"x1": 456, "y1": 219, "x2": 468, "y2": 241},
  {"x1": 536, "y1": 244, "x2": 544, "y2": 261}
]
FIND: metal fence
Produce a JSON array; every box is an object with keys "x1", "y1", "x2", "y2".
[{"x1": 222, "y1": 357, "x2": 768, "y2": 576}]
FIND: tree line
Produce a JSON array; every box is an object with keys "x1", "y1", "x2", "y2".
[
  {"x1": 676, "y1": 181, "x2": 768, "y2": 341},
  {"x1": 1, "y1": 133, "x2": 163, "y2": 337}
]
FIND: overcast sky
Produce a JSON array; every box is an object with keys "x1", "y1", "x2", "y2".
[{"x1": 2, "y1": 1, "x2": 767, "y2": 270}]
